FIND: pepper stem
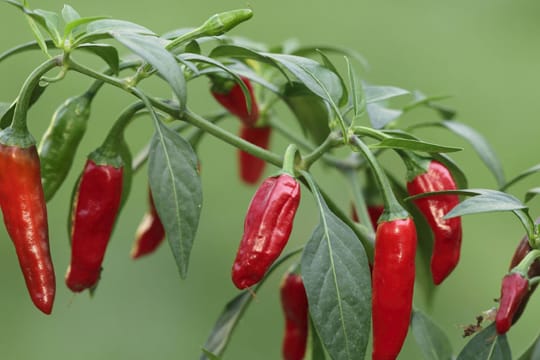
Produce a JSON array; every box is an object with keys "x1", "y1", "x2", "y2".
[
  {"x1": 282, "y1": 144, "x2": 301, "y2": 176},
  {"x1": 512, "y1": 249, "x2": 540, "y2": 277}
]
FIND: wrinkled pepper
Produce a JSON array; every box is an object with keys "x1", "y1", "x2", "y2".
[
  {"x1": 65, "y1": 152, "x2": 123, "y2": 292},
  {"x1": 211, "y1": 76, "x2": 259, "y2": 127},
  {"x1": 38, "y1": 93, "x2": 92, "y2": 201},
  {"x1": 495, "y1": 272, "x2": 529, "y2": 334},
  {"x1": 0, "y1": 141, "x2": 55, "y2": 314},
  {"x1": 238, "y1": 125, "x2": 271, "y2": 184},
  {"x1": 131, "y1": 187, "x2": 165, "y2": 259},
  {"x1": 280, "y1": 272, "x2": 309, "y2": 360},
  {"x1": 407, "y1": 160, "x2": 462, "y2": 285},
  {"x1": 372, "y1": 217, "x2": 417, "y2": 360},
  {"x1": 232, "y1": 173, "x2": 301, "y2": 289}
]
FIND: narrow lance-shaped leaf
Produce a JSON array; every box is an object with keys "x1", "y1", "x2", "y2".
[
  {"x1": 364, "y1": 85, "x2": 409, "y2": 103},
  {"x1": 445, "y1": 191, "x2": 526, "y2": 219},
  {"x1": 77, "y1": 44, "x2": 119, "y2": 74},
  {"x1": 300, "y1": 171, "x2": 371, "y2": 360},
  {"x1": 457, "y1": 323, "x2": 511, "y2": 360},
  {"x1": 370, "y1": 137, "x2": 462, "y2": 153},
  {"x1": 148, "y1": 119, "x2": 202, "y2": 278},
  {"x1": 525, "y1": 187, "x2": 540, "y2": 203},
  {"x1": 517, "y1": 331, "x2": 540, "y2": 360},
  {"x1": 367, "y1": 102, "x2": 403, "y2": 129},
  {"x1": 411, "y1": 309, "x2": 453, "y2": 360}
]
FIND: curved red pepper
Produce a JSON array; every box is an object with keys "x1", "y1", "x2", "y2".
[
  {"x1": 407, "y1": 160, "x2": 462, "y2": 285},
  {"x1": 0, "y1": 144, "x2": 55, "y2": 314},
  {"x1": 238, "y1": 125, "x2": 271, "y2": 185},
  {"x1": 65, "y1": 159, "x2": 123, "y2": 292},
  {"x1": 495, "y1": 272, "x2": 529, "y2": 334},
  {"x1": 232, "y1": 174, "x2": 301, "y2": 289},
  {"x1": 131, "y1": 188, "x2": 165, "y2": 259},
  {"x1": 211, "y1": 76, "x2": 259, "y2": 127},
  {"x1": 372, "y1": 217, "x2": 417, "y2": 360},
  {"x1": 280, "y1": 272, "x2": 309, "y2": 360}
]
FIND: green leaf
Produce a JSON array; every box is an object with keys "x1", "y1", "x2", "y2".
[
  {"x1": 282, "y1": 82, "x2": 330, "y2": 144},
  {"x1": 445, "y1": 191, "x2": 527, "y2": 219},
  {"x1": 201, "y1": 349, "x2": 221, "y2": 360},
  {"x1": 61, "y1": 4, "x2": 80, "y2": 23},
  {"x1": 317, "y1": 50, "x2": 348, "y2": 106},
  {"x1": 25, "y1": 14, "x2": 50, "y2": 56},
  {"x1": 346, "y1": 57, "x2": 364, "y2": 123},
  {"x1": 310, "y1": 319, "x2": 327, "y2": 360},
  {"x1": 441, "y1": 120, "x2": 505, "y2": 188},
  {"x1": 370, "y1": 138, "x2": 462, "y2": 153},
  {"x1": 457, "y1": 323, "x2": 511, "y2": 360},
  {"x1": 76, "y1": 19, "x2": 155, "y2": 44},
  {"x1": 111, "y1": 32, "x2": 186, "y2": 109},
  {"x1": 432, "y1": 153, "x2": 468, "y2": 189},
  {"x1": 291, "y1": 45, "x2": 368, "y2": 69},
  {"x1": 64, "y1": 16, "x2": 109, "y2": 39},
  {"x1": 148, "y1": 121, "x2": 201, "y2": 278},
  {"x1": 200, "y1": 249, "x2": 302, "y2": 360},
  {"x1": 525, "y1": 187, "x2": 540, "y2": 203},
  {"x1": 301, "y1": 171, "x2": 371, "y2": 360},
  {"x1": 518, "y1": 331, "x2": 540, "y2": 360},
  {"x1": 77, "y1": 44, "x2": 119, "y2": 74},
  {"x1": 367, "y1": 102, "x2": 402, "y2": 129},
  {"x1": 364, "y1": 85, "x2": 409, "y2": 103},
  {"x1": 502, "y1": 163, "x2": 540, "y2": 191},
  {"x1": 33, "y1": 9, "x2": 63, "y2": 45},
  {"x1": 411, "y1": 309, "x2": 453, "y2": 360}
]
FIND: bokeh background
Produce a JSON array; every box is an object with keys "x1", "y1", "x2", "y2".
[{"x1": 1, "y1": 0, "x2": 539, "y2": 359}]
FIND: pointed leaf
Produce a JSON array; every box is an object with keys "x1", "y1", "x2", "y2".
[
  {"x1": 525, "y1": 187, "x2": 540, "y2": 203},
  {"x1": 201, "y1": 349, "x2": 221, "y2": 360},
  {"x1": 518, "y1": 331, "x2": 540, "y2": 360},
  {"x1": 301, "y1": 172, "x2": 371, "y2": 360},
  {"x1": 445, "y1": 191, "x2": 526, "y2": 219},
  {"x1": 457, "y1": 323, "x2": 511, "y2": 360},
  {"x1": 33, "y1": 9, "x2": 62, "y2": 44},
  {"x1": 370, "y1": 138, "x2": 462, "y2": 153},
  {"x1": 502, "y1": 163, "x2": 540, "y2": 191},
  {"x1": 367, "y1": 102, "x2": 402, "y2": 129},
  {"x1": 61, "y1": 4, "x2": 80, "y2": 23},
  {"x1": 77, "y1": 44, "x2": 119, "y2": 74},
  {"x1": 310, "y1": 319, "x2": 327, "y2": 360},
  {"x1": 111, "y1": 32, "x2": 186, "y2": 108},
  {"x1": 364, "y1": 85, "x2": 409, "y2": 103},
  {"x1": 64, "y1": 16, "x2": 109, "y2": 39},
  {"x1": 76, "y1": 19, "x2": 155, "y2": 44},
  {"x1": 317, "y1": 50, "x2": 348, "y2": 106},
  {"x1": 442, "y1": 120, "x2": 505, "y2": 188},
  {"x1": 411, "y1": 309, "x2": 453, "y2": 360},
  {"x1": 148, "y1": 121, "x2": 201, "y2": 278}
]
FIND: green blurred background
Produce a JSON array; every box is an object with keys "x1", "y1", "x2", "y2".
[{"x1": 1, "y1": 0, "x2": 540, "y2": 359}]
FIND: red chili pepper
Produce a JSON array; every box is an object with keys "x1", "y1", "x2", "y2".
[
  {"x1": 495, "y1": 272, "x2": 529, "y2": 334},
  {"x1": 131, "y1": 188, "x2": 165, "y2": 259},
  {"x1": 407, "y1": 160, "x2": 462, "y2": 285},
  {"x1": 372, "y1": 217, "x2": 417, "y2": 360},
  {"x1": 280, "y1": 272, "x2": 309, "y2": 360},
  {"x1": 211, "y1": 76, "x2": 259, "y2": 127},
  {"x1": 238, "y1": 125, "x2": 271, "y2": 185},
  {"x1": 232, "y1": 174, "x2": 301, "y2": 289},
  {"x1": 0, "y1": 144, "x2": 55, "y2": 314},
  {"x1": 351, "y1": 204, "x2": 384, "y2": 228},
  {"x1": 65, "y1": 158, "x2": 123, "y2": 292}
]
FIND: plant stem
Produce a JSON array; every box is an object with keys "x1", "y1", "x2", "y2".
[{"x1": 303, "y1": 132, "x2": 341, "y2": 169}]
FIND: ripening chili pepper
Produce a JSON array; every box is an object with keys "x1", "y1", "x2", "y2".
[
  {"x1": 238, "y1": 125, "x2": 271, "y2": 184},
  {"x1": 280, "y1": 272, "x2": 309, "y2": 360},
  {"x1": 495, "y1": 272, "x2": 529, "y2": 334},
  {"x1": 211, "y1": 76, "x2": 259, "y2": 127},
  {"x1": 131, "y1": 188, "x2": 165, "y2": 259},
  {"x1": 372, "y1": 217, "x2": 417, "y2": 360},
  {"x1": 0, "y1": 143, "x2": 55, "y2": 314},
  {"x1": 65, "y1": 155, "x2": 123, "y2": 292},
  {"x1": 407, "y1": 160, "x2": 462, "y2": 285},
  {"x1": 232, "y1": 174, "x2": 301, "y2": 289},
  {"x1": 38, "y1": 93, "x2": 92, "y2": 201}
]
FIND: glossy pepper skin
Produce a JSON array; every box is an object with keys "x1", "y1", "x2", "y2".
[
  {"x1": 131, "y1": 188, "x2": 165, "y2": 259},
  {"x1": 211, "y1": 76, "x2": 259, "y2": 127},
  {"x1": 372, "y1": 218, "x2": 417, "y2": 360},
  {"x1": 38, "y1": 94, "x2": 91, "y2": 201},
  {"x1": 495, "y1": 272, "x2": 529, "y2": 334},
  {"x1": 238, "y1": 125, "x2": 271, "y2": 184},
  {"x1": 65, "y1": 159, "x2": 123, "y2": 292},
  {"x1": 407, "y1": 160, "x2": 462, "y2": 285},
  {"x1": 232, "y1": 174, "x2": 301, "y2": 289},
  {"x1": 0, "y1": 144, "x2": 55, "y2": 314},
  {"x1": 280, "y1": 273, "x2": 309, "y2": 360}
]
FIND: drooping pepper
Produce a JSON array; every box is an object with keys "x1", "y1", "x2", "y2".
[
  {"x1": 407, "y1": 160, "x2": 462, "y2": 285},
  {"x1": 280, "y1": 271, "x2": 309, "y2": 360},
  {"x1": 0, "y1": 140, "x2": 55, "y2": 314},
  {"x1": 38, "y1": 92, "x2": 93, "y2": 201},
  {"x1": 495, "y1": 272, "x2": 529, "y2": 334},
  {"x1": 232, "y1": 173, "x2": 301, "y2": 289},
  {"x1": 131, "y1": 187, "x2": 165, "y2": 259},
  {"x1": 211, "y1": 76, "x2": 259, "y2": 127},
  {"x1": 238, "y1": 125, "x2": 271, "y2": 184},
  {"x1": 372, "y1": 217, "x2": 417, "y2": 360}
]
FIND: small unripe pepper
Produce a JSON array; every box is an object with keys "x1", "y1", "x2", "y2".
[
  {"x1": 280, "y1": 272, "x2": 309, "y2": 360},
  {"x1": 407, "y1": 160, "x2": 462, "y2": 285},
  {"x1": 232, "y1": 173, "x2": 301, "y2": 289},
  {"x1": 238, "y1": 125, "x2": 271, "y2": 184},
  {"x1": 131, "y1": 187, "x2": 165, "y2": 259},
  {"x1": 372, "y1": 217, "x2": 417, "y2": 360},
  {"x1": 495, "y1": 272, "x2": 529, "y2": 334},
  {"x1": 38, "y1": 93, "x2": 92, "y2": 201},
  {"x1": 211, "y1": 76, "x2": 259, "y2": 127},
  {"x1": 0, "y1": 141, "x2": 55, "y2": 314}
]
